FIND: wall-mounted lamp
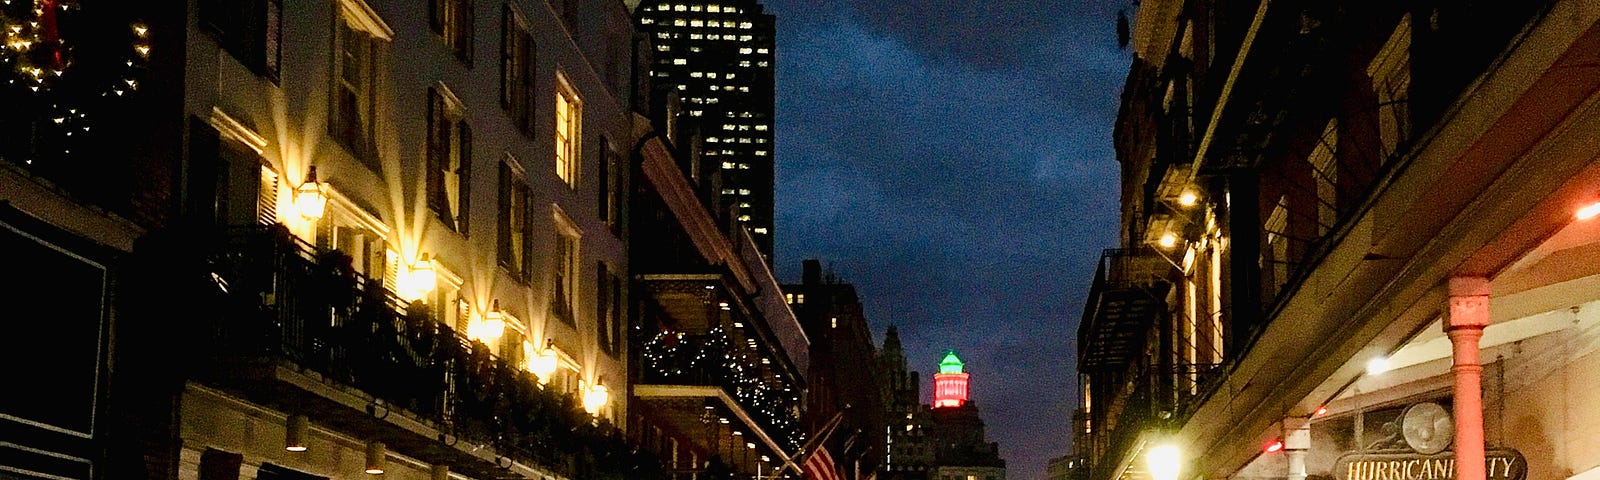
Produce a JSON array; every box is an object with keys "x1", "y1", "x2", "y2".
[
  {"x1": 583, "y1": 377, "x2": 610, "y2": 415},
  {"x1": 1157, "y1": 233, "x2": 1179, "y2": 249},
  {"x1": 471, "y1": 300, "x2": 505, "y2": 341},
  {"x1": 295, "y1": 166, "x2": 328, "y2": 221},
  {"x1": 364, "y1": 440, "x2": 387, "y2": 474},
  {"x1": 284, "y1": 414, "x2": 309, "y2": 452},
  {"x1": 398, "y1": 253, "x2": 438, "y2": 302},
  {"x1": 1178, "y1": 191, "x2": 1199, "y2": 207},
  {"x1": 528, "y1": 339, "x2": 558, "y2": 384}
]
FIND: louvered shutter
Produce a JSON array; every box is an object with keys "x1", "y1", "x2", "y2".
[
  {"x1": 457, "y1": 120, "x2": 472, "y2": 234},
  {"x1": 258, "y1": 166, "x2": 278, "y2": 225}
]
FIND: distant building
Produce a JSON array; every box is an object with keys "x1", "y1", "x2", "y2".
[
  {"x1": 632, "y1": 0, "x2": 777, "y2": 259},
  {"x1": 785, "y1": 259, "x2": 886, "y2": 479},
  {"x1": 879, "y1": 326, "x2": 935, "y2": 479},
  {"x1": 926, "y1": 352, "x2": 1004, "y2": 480}
]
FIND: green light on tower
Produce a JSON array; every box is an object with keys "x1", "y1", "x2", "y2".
[{"x1": 939, "y1": 351, "x2": 964, "y2": 374}]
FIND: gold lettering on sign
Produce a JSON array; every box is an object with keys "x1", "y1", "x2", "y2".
[{"x1": 1340, "y1": 456, "x2": 1520, "y2": 480}]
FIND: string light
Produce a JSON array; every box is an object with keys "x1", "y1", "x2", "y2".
[{"x1": 1, "y1": 1, "x2": 152, "y2": 164}]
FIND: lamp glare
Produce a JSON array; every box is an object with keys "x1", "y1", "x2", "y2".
[
  {"x1": 1578, "y1": 201, "x2": 1600, "y2": 220},
  {"x1": 1366, "y1": 356, "x2": 1391, "y2": 375},
  {"x1": 1146, "y1": 444, "x2": 1181, "y2": 480}
]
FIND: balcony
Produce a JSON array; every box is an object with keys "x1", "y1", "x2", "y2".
[
  {"x1": 146, "y1": 225, "x2": 652, "y2": 480},
  {"x1": 1078, "y1": 248, "x2": 1168, "y2": 373},
  {"x1": 632, "y1": 273, "x2": 803, "y2": 476}
]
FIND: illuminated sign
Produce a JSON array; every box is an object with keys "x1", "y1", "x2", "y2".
[{"x1": 1333, "y1": 449, "x2": 1525, "y2": 480}]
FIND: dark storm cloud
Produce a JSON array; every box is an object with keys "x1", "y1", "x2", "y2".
[{"x1": 763, "y1": 0, "x2": 1129, "y2": 478}]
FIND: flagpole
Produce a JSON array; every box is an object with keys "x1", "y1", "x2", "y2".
[{"x1": 778, "y1": 405, "x2": 850, "y2": 475}]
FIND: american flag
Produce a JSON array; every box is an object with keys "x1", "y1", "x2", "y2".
[{"x1": 803, "y1": 446, "x2": 839, "y2": 480}]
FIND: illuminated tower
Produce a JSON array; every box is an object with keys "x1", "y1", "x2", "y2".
[{"x1": 933, "y1": 351, "x2": 970, "y2": 408}]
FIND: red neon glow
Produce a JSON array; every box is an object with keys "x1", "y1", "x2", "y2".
[
  {"x1": 933, "y1": 372, "x2": 969, "y2": 408},
  {"x1": 1264, "y1": 439, "x2": 1284, "y2": 453}
]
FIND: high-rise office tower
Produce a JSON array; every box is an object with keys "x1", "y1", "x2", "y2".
[{"x1": 634, "y1": 0, "x2": 777, "y2": 259}]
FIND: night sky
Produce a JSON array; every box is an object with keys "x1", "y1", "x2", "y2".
[{"x1": 762, "y1": 1, "x2": 1131, "y2": 478}]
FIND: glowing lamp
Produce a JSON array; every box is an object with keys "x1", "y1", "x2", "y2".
[
  {"x1": 1158, "y1": 233, "x2": 1179, "y2": 249},
  {"x1": 398, "y1": 254, "x2": 437, "y2": 302},
  {"x1": 1578, "y1": 201, "x2": 1600, "y2": 220},
  {"x1": 1314, "y1": 406, "x2": 1328, "y2": 417},
  {"x1": 364, "y1": 441, "x2": 386, "y2": 474},
  {"x1": 471, "y1": 300, "x2": 505, "y2": 341},
  {"x1": 1178, "y1": 191, "x2": 1198, "y2": 207},
  {"x1": 1366, "y1": 356, "x2": 1390, "y2": 375},
  {"x1": 1264, "y1": 439, "x2": 1284, "y2": 453},
  {"x1": 295, "y1": 166, "x2": 328, "y2": 220},
  {"x1": 528, "y1": 339, "x2": 558, "y2": 384},
  {"x1": 1146, "y1": 444, "x2": 1181, "y2": 480},
  {"x1": 284, "y1": 414, "x2": 309, "y2": 452},
  {"x1": 583, "y1": 379, "x2": 610, "y2": 415}
]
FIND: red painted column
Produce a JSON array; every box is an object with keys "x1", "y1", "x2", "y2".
[{"x1": 1447, "y1": 277, "x2": 1490, "y2": 480}]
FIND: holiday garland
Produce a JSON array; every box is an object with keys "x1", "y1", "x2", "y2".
[{"x1": 1, "y1": 0, "x2": 150, "y2": 164}]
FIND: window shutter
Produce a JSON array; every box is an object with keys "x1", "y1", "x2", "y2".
[
  {"x1": 597, "y1": 136, "x2": 610, "y2": 222},
  {"x1": 497, "y1": 162, "x2": 511, "y2": 269},
  {"x1": 429, "y1": 0, "x2": 444, "y2": 34},
  {"x1": 522, "y1": 31, "x2": 537, "y2": 132},
  {"x1": 426, "y1": 87, "x2": 446, "y2": 217},
  {"x1": 384, "y1": 249, "x2": 400, "y2": 293},
  {"x1": 500, "y1": 5, "x2": 512, "y2": 109},
  {"x1": 258, "y1": 166, "x2": 278, "y2": 225},
  {"x1": 457, "y1": 120, "x2": 472, "y2": 234},
  {"x1": 265, "y1": 0, "x2": 281, "y2": 81},
  {"x1": 458, "y1": 0, "x2": 475, "y2": 64}
]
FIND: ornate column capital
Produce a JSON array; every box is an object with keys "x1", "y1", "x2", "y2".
[{"x1": 1446, "y1": 276, "x2": 1491, "y2": 330}]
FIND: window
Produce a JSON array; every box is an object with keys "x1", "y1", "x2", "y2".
[
  {"x1": 551, "y1": 211, "x2": 579, "y2": 325},
  {"x1": 427, "y1": 85, "x2": 471, "y2": 234},
  {"x1": 332, "y1": 10, "x2": 385, "y2": 161},
  {"x1": 430, "y1": 0, "x2": 473, "y2": 63},
  {"x1": 500, "y1": 5, "x2": 536, "y2": 134},
  {"x1": 315, "y1": 196, "x2": 391, "y2": 282},
  {"x1": 199, "y1": 0, "x2": 282, "y2": 80},
  {"x1": 554, "y1": 75, "x2": 581, "y2": 186},
  {"x1": 498, "y1": 159, "x2": 533, "y2": 281}
]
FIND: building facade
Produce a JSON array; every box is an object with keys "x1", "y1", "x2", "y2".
[
  {"x1": 1077, "y1": 0, "x2": 1600, "y2": 479},
  {"x1": 631, "y1": 0, "x2": 776, "y2": 259},
  {"x1": 4, "y1": 0, "x2": 648, "y2": 477}
]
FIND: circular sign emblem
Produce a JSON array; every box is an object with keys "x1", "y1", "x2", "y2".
[{"x1": 1401, "y1": 402, "x2": 1453, "y2": 454}]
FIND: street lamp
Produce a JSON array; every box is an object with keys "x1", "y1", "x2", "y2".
[
  {"x1": 1147, "y1": 444, "x2": 1181, "y2": 480},
  {"x1": 295, "y1": 166, "x2": 328, "y2": 221}
]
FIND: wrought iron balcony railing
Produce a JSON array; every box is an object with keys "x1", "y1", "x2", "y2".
[{"x1": 170, "y1": 225, "x2": 655, "y2": 479}]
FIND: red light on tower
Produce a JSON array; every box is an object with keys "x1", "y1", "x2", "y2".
[{"x1": 933, "y1": 351, "x2": 969, "y2": 408}]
